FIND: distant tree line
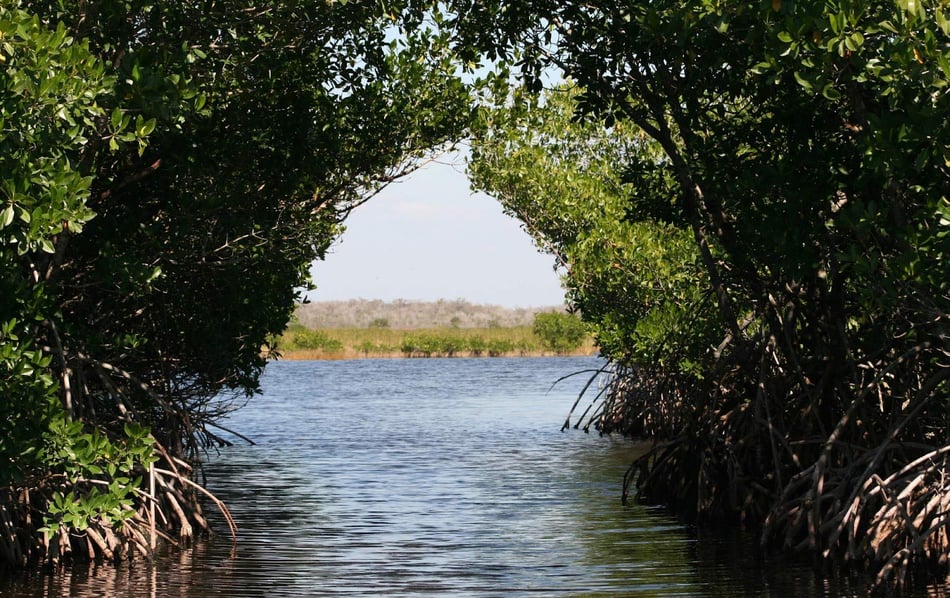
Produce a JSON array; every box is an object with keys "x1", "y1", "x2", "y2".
[{"x1": 293, "y1": 299, "x2": 565, "y2": 329}]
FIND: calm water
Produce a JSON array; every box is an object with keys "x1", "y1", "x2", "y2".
[{"x1": 1, "y1": 357, "x2": 943, "y2": 596}]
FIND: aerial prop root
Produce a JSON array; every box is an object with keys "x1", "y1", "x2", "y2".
[{"x1": 0, "y1": 445, "x2": 236, "y2": 566}]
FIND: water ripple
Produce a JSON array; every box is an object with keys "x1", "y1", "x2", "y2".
[{"x1": 2, "y1": 358, "x2": 933, "y2": 596}]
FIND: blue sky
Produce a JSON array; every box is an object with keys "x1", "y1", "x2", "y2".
[{"x1": 307, "y1": 154, "x2": 566, "y2": 308}]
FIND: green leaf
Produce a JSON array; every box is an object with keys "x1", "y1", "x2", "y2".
[
  {"x1": 0, "y1": 205, "x2": 13, "y2": 228},
  {"x1": 793, "y1": 71, "x2": 813, "y2": 90},
  {"x1": 146, "y1": 266, "x2": 162, "y2": 284},
  {"x1": 938, "y1": 10, "x2": 950, "y2": 36},
  {"x1": 137, "y1": 117, "x2": 156, "y2": 138},
  {"x1": 821, "y1": 84, "x2": 841, "y2": 100}
]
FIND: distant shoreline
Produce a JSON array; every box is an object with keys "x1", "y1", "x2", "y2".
[
  {"x1": 274, "y1": 348, "x2": 600, "y2": 361},
  {"x1": 276, "y1": 300, "x2": 595, "y2": 360}
]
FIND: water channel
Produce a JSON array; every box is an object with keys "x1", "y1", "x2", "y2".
[{"x1": 1, "y1": 357, "x2": 944, "y2": 596}]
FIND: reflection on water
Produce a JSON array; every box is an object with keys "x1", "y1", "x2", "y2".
[{"x1": 1, "y1": 358, "x2": 945, "y2": 596}]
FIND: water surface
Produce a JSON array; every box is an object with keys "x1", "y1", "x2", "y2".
[{"x1": 1, "y1": 357, "x2": 942, "y2": 596}]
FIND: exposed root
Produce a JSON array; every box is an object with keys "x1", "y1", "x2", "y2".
[
  {"x1": 585, "y1": 309, "x2": 950, "y2": 591},
  {"x1": 0, "y1": 451, "x2": 236, "y2": 568}
]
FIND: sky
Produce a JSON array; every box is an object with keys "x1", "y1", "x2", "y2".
[{"x1": 306, "y1": 154, "x2": 567, "y2": 308}]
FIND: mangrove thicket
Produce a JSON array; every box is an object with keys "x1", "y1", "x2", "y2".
[
  {"x1": 459, "y1": 0, "x2": 950, "y2": 587},
  {"x1": 3, "y1": 0, "x2": 950, "y2": 590},
  {"x1": 0, "y1": 0, "x2": 470, "y2": 566}
]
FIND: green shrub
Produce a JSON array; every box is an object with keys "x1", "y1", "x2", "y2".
[
  {"x1": 532, "y1": 312, "x2": 587, "y2": 354},
  {"x1": 467, "y1": 336, "x2": 486, "y2": 356},
  {"x1": 486, "y1": 339, "x2": 514, "y2": 357},
  {"x1": 401, "y1": 335, "x2": 434, "y2": 357},
  {"x1": 291, "y1": 329, "x2": 343, "y2": 352}
]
